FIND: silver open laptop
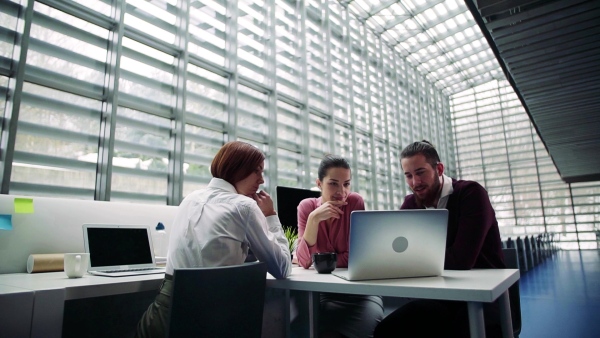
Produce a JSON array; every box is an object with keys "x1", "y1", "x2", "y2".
[
  {"x1": 332, "y1": 209, "x2": 448, "y2": 281},
  {"x1": 83, "y1": 224, "x2": 165, "y2": 277}
]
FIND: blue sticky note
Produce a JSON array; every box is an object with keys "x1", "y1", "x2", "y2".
[{"x1": 0, "y1": 214, "x2": 12, "y2": 230}]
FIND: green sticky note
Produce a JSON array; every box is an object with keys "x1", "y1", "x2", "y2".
[
  {"x1": 14, "y1": 198, "x2": 34, "y2": 214},
  {"x1": 0, "y1": 214, "x2": 12, "y2": 230}
]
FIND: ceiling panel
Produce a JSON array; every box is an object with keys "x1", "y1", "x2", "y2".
[
  {"x1": 341, "y1": 0, "x2": 505, "y2": 96},
  {"x1": 341, "y1": 0, "x2": 599, "y2": 183},
  {"x1": 467, "y1": 0, "x2": 600, "y2": 183}
]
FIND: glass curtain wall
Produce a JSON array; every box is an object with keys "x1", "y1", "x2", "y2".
[
  {"x1": 2, "y1": 1, "x2": 596, "y2": 249},
  {"x1": 451, "y1": 80, "x2": 600, "y2": 250},
  {"x1": 0, "y1": 0, "x2": 454, "y2": 209}
]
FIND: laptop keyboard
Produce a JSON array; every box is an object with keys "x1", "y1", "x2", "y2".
[{"x1": 101, "y1": 267, "x2": 158, "y2": 273}]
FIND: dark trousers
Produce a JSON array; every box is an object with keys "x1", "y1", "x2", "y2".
[
  {"x1": 134, "y1": 275, "x2": 173, "y2": 338},
  {"x1": 374, "y1": 299, "x2": 502, "y2": 338}
]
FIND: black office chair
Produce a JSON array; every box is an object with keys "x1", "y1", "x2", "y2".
[
  {"x1": 167, "y1": 262, "x2": 267, "y2": 338},
  {"x1": 539, "y1": 234, "x2": 548, "y2": 260},
  {"x1": 529, "y1": 235, "x2": 539, "y2": 266},
  {"x1": 506, "y1": 237, "x2": 515, "y2": 249},
  {"x1": 502, "y1": 248, "x2": 522, "y2": 338},
  {"x1": 515, "y1": 237, "x2": 528, "y2": 273}
]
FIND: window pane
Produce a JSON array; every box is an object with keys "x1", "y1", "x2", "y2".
[
  {"x1": 188, "y1": 0, "x2": 227, "y2": 66},
  {"x1": 275, "y1": 0, "x2": 302, "y2": 98}
]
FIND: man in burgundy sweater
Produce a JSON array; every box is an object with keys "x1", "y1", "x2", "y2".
[{"x1": 374, "y1": 140, "x2": 505, "y2": 338}]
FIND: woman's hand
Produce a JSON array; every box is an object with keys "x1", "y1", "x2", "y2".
[
  {"x1": 302, "y1": 200, "x2": 347, "y2": 246},
  {"x1": 250, "y1": 190, "x2": 277, "y2": 217},
  {"x1": 309, "y1": 200, "x2": 347, "y2": 223}
]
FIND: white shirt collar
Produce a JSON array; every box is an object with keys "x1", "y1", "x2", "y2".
[
  {"x1": 436, "y1": 174, "x2": 453, "y2": 209},
  {"x1": 424, "y1": 174, "x2": 453, "y2": 209},
  {"x1": 208, "y1": 178, "x2": 238, "y2": 194}
]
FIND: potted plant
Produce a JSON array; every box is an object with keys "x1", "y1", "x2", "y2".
[{"x1": 283, "y1": 226, "x2": 298, "y2": 260}]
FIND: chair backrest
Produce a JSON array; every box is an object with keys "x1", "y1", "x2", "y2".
[
  {"x1": 502, "y1": 248, "x2": 522, "y2": 337},
  {"x1": 167, "y1": 262, "x2": 267, "y2": 338},
  {"x1": 523, "y1": 236, "x2": 535, "y2": 269},
  {"x1": 515, "y1": 237, "x2": 528, "y2": 272},
  {"x1": 537, "y1": 234, "x2": 547, "y2": 259},
  {"x1": 531, "y1": 235, "x2": 540, "y2": 265},
  {"x1": 506, "y1": 237, "x2": 515, "y2": 249}
]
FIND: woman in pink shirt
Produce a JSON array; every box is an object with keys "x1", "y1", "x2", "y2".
[{"x1": 296, "y1": 155, "x2": 383, "y2": 338}]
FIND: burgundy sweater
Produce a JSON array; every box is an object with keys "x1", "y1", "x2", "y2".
[{"x1": 401, "y1": 179, "x2": 505, "y2": 270}]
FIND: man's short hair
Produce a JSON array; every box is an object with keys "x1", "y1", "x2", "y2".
[{"x1": 400, "y1": 140, "x2": 441, "y2": 169}]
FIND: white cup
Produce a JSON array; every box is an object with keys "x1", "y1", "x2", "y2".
[{"x1": 64, "y1": 253, "x2": 90, "y2": 278}]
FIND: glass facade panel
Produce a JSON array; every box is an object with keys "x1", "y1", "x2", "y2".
[
  {"x1": 188, "y1": 0, "x2": 227, "y2": 66},
  {"x1": 451, "y1": 79, "x2": 600, "y2": 249},
  {"x1": 237, "y1": 0, "x2": 269, "y2": 83},
  {"x1": 275, "y1": 0, "x2": 302, "y2": 98},
  {"x1": 2, "y1": 0, "x2": 595, "y2": 249}
]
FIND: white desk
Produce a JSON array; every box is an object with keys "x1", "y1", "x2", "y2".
[
  {"x1": 0, "y1": 272, "x2": 163, "y2": 338},
  {"x1": 267, "y1": 267, "x2": 520, "y2": 338},
  {"x1": 1, "y1": 268, "x2": 519, "y2": 338}
]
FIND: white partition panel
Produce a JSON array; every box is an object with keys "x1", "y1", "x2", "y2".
[{"x1": 0, "y1": 195, "x2": 177, "y2": 274}]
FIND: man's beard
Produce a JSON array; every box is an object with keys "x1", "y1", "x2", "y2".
[{"x1": 413, "y1": 176, "x2": 442, "y2": 207}]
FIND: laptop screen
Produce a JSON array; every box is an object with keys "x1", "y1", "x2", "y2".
[{"x1": 86, "y1": 226, "x2": 154, "y2": 268}]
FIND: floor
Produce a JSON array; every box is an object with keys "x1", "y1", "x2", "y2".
[{"x1": 519, "y1": 249, "x2": 600, "y2": 338}]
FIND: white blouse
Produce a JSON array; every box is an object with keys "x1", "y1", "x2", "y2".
[{"x1": 166, "y1": 178, "x2": 291, "y2": 279}]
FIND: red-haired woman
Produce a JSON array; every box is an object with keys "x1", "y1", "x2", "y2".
[{"x1": 135, "y1": 141, "x2": 291, "y2": 338}]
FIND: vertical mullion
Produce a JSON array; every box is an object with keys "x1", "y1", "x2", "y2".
[
  {"x1": 567, "y1": 184, "x2": 580, "y2": 249},
  {"x1": 423, "y1": 80, "x2": 430, "y2": 141},
  {"x1": 378, "y1": 41, "x2": 394, "y2": 208},
  {"x1": 404, "y1": 63, "x2": 413, "y2": 142},
  {"x1": 432, "y1": 85, "x2": 441, "y2": 147},
  {"x1": 362, "y1": 31, "x2": 377, "y2": 207},
  {"x1": 225, "y1": 0, "x2": 239, "y2": 141},
  {"x1": 415, "y1": 75, "x2": 423, "y2": 139},
  {"x1": 95, "y1": 0, "x2": 124, "y2": 201},
  {"x1": 497, "y1": 82, "x2": 518, "y2": 230},
  {"x1": 435, "y1": 88, "x2": 443, "y2": 151},
  {"x1": 529, "y1": 124, "x2": 548, "y2": 234},
  {"x1": 445, "y1": 97, "x2": 457, "y2": 177},
  {"x1": 299, "y1": 1, "x2": 311, "y2": 188},
  {"x1": 323, "y1": 3, "x2": 335, "y2": 152},
  {"x1": 266, "y1": 0, "x2": 277, "y2": 190},
  {"x1": 390, "y1": 51, "x2": 406, "y2": 197},
  {"x1": 474, "y1": 93, "x2": 488, "y2": 187},
  {"x1": 168, "y1": 0, "x2": 191, "y2": 205},
  {"x1": 452, "y1": 95, "x2": 465, "y2": 179},
  {"x1": 432, "y1": 88, "x2": 441, "y2": 158},
  {"x1": 437, "y1": 90, "x2": 448, "y2": 172},
  {"x1": 343, "y1": 11, "x2": 359, "y2": 185},
  {"x1": 445, "y1": 94, "x2": 454, "y2": 170},
  {"x1": 1, "y1": 0, "x2": 34, "y2": 194},
  {"x1": 451, "y1": 98, "x2": 460, "y2": 178}
]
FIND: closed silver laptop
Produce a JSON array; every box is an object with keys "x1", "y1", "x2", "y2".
[{"x1": 332, "y1": 209, "x2": 448, "y2": 281}]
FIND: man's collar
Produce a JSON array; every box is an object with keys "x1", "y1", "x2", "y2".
[
  {"x1": 440, "y1": 174, "x2": 453, "y2": 200},
  {"x1": 425, "y1": 174, "x2": 453, "y2": 209}
]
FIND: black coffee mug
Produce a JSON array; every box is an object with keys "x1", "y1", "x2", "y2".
[{"x1": 312, "y1": 252, "x2": 337, "y2": 274}]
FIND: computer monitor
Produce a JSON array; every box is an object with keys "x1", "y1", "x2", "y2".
[{"x1": 275, "y1": 186, "x2": 321, "y2": 230}]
